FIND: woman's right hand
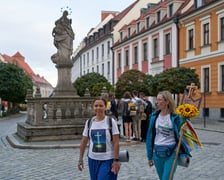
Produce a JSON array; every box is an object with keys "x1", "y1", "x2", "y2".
[
  {"x1": 78, "y1": 161, "x2": 84, "y2": 171},
  {"x1": 148, "y1": 160, "x2": 154, "y2": 167}
]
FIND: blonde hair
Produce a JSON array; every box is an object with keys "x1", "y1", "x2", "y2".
[{"x1": 158, "y1": 91, "x2": 175, "y2": 113}]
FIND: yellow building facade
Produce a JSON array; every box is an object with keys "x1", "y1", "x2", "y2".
[{"x1": 179, "y1": 0, "x2": 224, "y2": 120}]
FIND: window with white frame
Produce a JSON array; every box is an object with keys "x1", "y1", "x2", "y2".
[
  {"x1": 168, "y1": 3, "x2": 173, "y2": 17},
  {"x1": 143, "y1": 42, "x2": 148, "y2": 61},
  {"x1": 137, "y1": 22, "x2": 140, "y2": 33},
  {"x1": 134, "y1": 46, "x2": 138, "y2": 64},
  {"x1": 107, "y1": 41, "x2": 110, "y2": 55},
  {"x1": 146, "y1": 16, "x2": 150, "y2": 29},
  {"x1": 194, "y1": 0, "x2": 204, "y2": 8},
  {"x1": 221, "y1": 17, "x2": 224, "y2": 41},
  {"x1": 203, "y1": 23, "x2": 209, "y2": 45},
  {"x1": 165, "y1": 33, "x2": 171, "y2": 55},
  {"x1": 87, "y1": 52, "x2": 89, "y2": 66},
  {"x1": 188, "y1": 29, "x2": 194, "y2": 50},
  {"x1": 102, "y1": 44, "x2": 104, "y2": 57},
  {"x1": 83, "y1": 54, "x2": 85, "y2": 66},
  {"x1": 92, "y1": 67, "x2": 94, "y2": 72},
  {"x1": 118, "y1": 53, "x2": 121, "y2": 69},
  {"x1": 97, "y1": 65, "x2": 99, "y2": 73},
  {"x1": 157, "y1": 11, "x2": 161, "y2": 23},
  {"x1": 217, "y1": 8, "x2": 224, "y2": 42},
  {"x1": 201, "y1": 66, "x2": 210, "y2": 92},
  {"x1": 92, "y1": 49, "x2": 94, "y2": 64},
  {"x1": 128, "y1": 28, "x2": 131, "y2": 38},
  {"x1": 200, "y1": 16, "x2": 210, "y2": 46},
  {"x1": 120, "y1": 32, "x2": 123, "y2": 40},
  {"x1": 218, "y1": 63, "x2": 224, "y2": 92},
  {"x1": 96, "y1": 47, "x2": 99, "y2": 60},
  {"x1": 125, "y1": 49, "x2": 129, "y2": 66},
  {"x1": 102, "y1": 63, "x2": 104, "y2": 76},
  {"x1": 107, "y1": 61, "x2": 110, "y2": 75},
  {"x1": 153, "y1": 38, "x2": 159, "y2": 58},
  {"x1": 186, "y1": 22, "x2": 195, "y2": 51}
]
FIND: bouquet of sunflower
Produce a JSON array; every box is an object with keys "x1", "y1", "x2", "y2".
[
  {"x1": 173, "y1": 103, "x2": 203, "y2": 170},
  {"x1": 176, "y1": 103, "x2": 199, "y2": 119}
]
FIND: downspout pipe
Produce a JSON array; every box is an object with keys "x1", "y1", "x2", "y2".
[
  {"x1": 173, "y1": 16, "x2": 180, "y2": 104},
  {"x1": 173, "y1": 16, "x2": 180, "y2": 68}
]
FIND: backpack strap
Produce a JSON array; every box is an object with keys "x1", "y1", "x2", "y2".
[
  {"x1": 87, "y1": 118, "x2": 93, "y2": 138},
  {"x1": 108, "y1": 117, "x2": 113, "y2": 141}
]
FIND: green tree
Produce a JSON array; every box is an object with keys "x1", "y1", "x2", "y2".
[
  {"x1": 148, "y1": 67, "x2": 200, "y2": 95},
  {"x1": 115, "y1": 69, "x2": 149, "y2": 98},
  {"x1": 0, "y1": 63, "x2": 33, "y2": 105},
  {"x1": 73, "y1": 72, "x2": 112, "y2": 96}
]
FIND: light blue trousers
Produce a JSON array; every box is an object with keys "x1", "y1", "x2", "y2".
[
  {"x1": 88, "y1": 157, "x2": 118, "y2": 180},
  {"x1": 153, "y1": 151, "x2": 178, "y2": 180}
]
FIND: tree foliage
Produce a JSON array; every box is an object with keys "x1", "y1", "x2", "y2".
[
  {"x1": 148, "y1": 67, "x2": 200, "y2": 96},
  {"x1": 115, "y1": 70, "x2": 149, "y2": 98},
  {"x1": 0, "y1": 63, "x2": 33, "y2": 103},
  {"x1": 73, "y1": 72, "x2": 113, "y2": 96}
]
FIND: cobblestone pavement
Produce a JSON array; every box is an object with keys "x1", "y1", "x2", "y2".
[{"x1": 0, "y1": 113, "x2": 224, "y2": 180}]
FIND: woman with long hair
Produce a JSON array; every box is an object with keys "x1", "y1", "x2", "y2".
[{"x1": 78, "y1": 97, "x2": 120, "y2": 180}]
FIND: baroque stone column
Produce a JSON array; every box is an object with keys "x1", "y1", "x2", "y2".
[{"x1": 51, "y1": 10, "x2": 78, "y2": 97}]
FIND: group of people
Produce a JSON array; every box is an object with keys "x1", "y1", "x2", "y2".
[
  {"x1": 78, "y1": 90, "x2": 191, "y2": 180},
  {"x1": 120, "y1": 90, "x2": 152, "y2": 142}
]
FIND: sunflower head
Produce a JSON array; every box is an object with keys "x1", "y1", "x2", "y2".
[{"x1": 176, "y1": 103, "x2": 199, "y2": 119}]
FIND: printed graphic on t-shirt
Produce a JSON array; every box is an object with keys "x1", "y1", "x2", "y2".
[
  {"x1": 91, "y1": 129, "x2": 106, "y2": 152},
  {"x1": 157, "y1": 125, "x2": 173, "y2": 137}
]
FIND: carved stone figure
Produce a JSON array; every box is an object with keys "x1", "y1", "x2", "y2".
[{"x1": 51, "y1": 10, "x2": 75, "y2": 64}]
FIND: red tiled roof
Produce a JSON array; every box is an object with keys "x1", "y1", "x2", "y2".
[
  {"x1": 2, "y1": 52, "x2": 51, "y2": 86},
  {"x1": 113, "y1": 0, "x2": 139, "y2": 21}
]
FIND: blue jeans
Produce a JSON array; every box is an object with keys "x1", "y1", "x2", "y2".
[
  {"x1": 88, "y1": 157, "x2": 118, "y2": 180},
  {"x1": 153, "y1": 151, "x2": 177, "y2": 180}
]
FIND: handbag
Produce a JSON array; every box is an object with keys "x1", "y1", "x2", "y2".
[{"x1": 178, "y1": 154, "x2": 190, "y2": 167}]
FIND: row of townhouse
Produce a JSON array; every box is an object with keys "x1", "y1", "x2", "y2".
[
  {"x1": 72, "y1": 0, "x2": 224, "y2": 120},
  {"x1": 0, "y1": 52, "x2": 53, "y2": 98}
]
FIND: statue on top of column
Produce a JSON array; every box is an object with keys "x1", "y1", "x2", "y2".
[{"x1": 51, "y1": 10, "x2": 75, "y2": 65}]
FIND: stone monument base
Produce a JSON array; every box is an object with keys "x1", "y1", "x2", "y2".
[{"x1": 17, "y1": 122, "x2": 83, "y2": 142}]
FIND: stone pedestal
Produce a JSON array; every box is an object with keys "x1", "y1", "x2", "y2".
[{"x1": 53, "y1": 61, "x2": 78, "y2": 97}]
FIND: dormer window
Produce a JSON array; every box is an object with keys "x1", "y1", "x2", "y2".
[
  {"x1": 194, "y1": 0, "x2": 205, "y2": 8},
  {"x1": 128, "y1": 27, "x2": 131, "y2": 37},
  {"x1": 146, "y1": 16, "x2": 150, "y2": 28},
  {"x1": 137, "y1": 22, "x2": 140, "y2": 33},
  {"x1": 157, "y1": 11, "x2": 161, "y2": 23},
  {"x1": 120, "y1": 32, "x2": 123, "y2": 40},
  {"x1": 168, "y1": 4, "x2": 173, "y2": 17}
]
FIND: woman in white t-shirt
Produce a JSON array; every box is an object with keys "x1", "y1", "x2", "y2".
[
  {"x1": 146, "y1": 91, "x2": 191, "y2": 180},
  {"x1": 78, "y1": 97, "x2": 120, "y2": 180}
]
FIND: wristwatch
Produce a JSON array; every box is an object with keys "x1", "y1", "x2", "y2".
[{"x1": 113, "y1": 158, "x2": 119, "y2": 162}]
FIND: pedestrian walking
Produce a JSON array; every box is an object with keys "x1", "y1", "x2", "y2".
[
  {"x1": 145, "y1": 91, "x2": 191, "y2": 180},
  {"x1": 107, "y1": 92, "x2": 119, "y2": 121},
  {"x1": 131, "y1": 90, "x2": 147, "y2": 141},
  {"x1": 139, "y1": 92, "x2": 153, "y2": 142},
  {"x1": 78, "y1": 97, "x2": 120, "y2": 180},
  {"x1": 120, "y1": 91, "x2": 133, "y2": 142}
]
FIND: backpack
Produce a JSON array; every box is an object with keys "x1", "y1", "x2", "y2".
[
  {"x1": 106, "y1": 101, "x2": 112, "y2": 115},
  {"x1": 128, "y1": 102, "x2": 137, "y2": 116},
  {"x1": 137, "y1": 101, "x2": 145, "y2": 113},
  {"x1": 87, "y1": 117, "x2": 113, "y2": 141}
]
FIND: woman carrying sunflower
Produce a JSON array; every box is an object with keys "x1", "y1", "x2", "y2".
[{"x1": 145, "y1": 91, "x2": 191, "y2": 180}]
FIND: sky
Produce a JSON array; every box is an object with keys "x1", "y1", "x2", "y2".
[{"x1": 0, "y1": 0, "x2": 135, "y2": 87}]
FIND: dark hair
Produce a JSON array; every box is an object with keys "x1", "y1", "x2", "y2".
[
  {"x1": 132, "y1": 90, "x2": 138, "y2": 96},
  {"x1": 93, "y1": 97, "x2": 107, "y2": 106},
  {"x1": 123, "y1": 91, "x2": 131, "y2": 99}
]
